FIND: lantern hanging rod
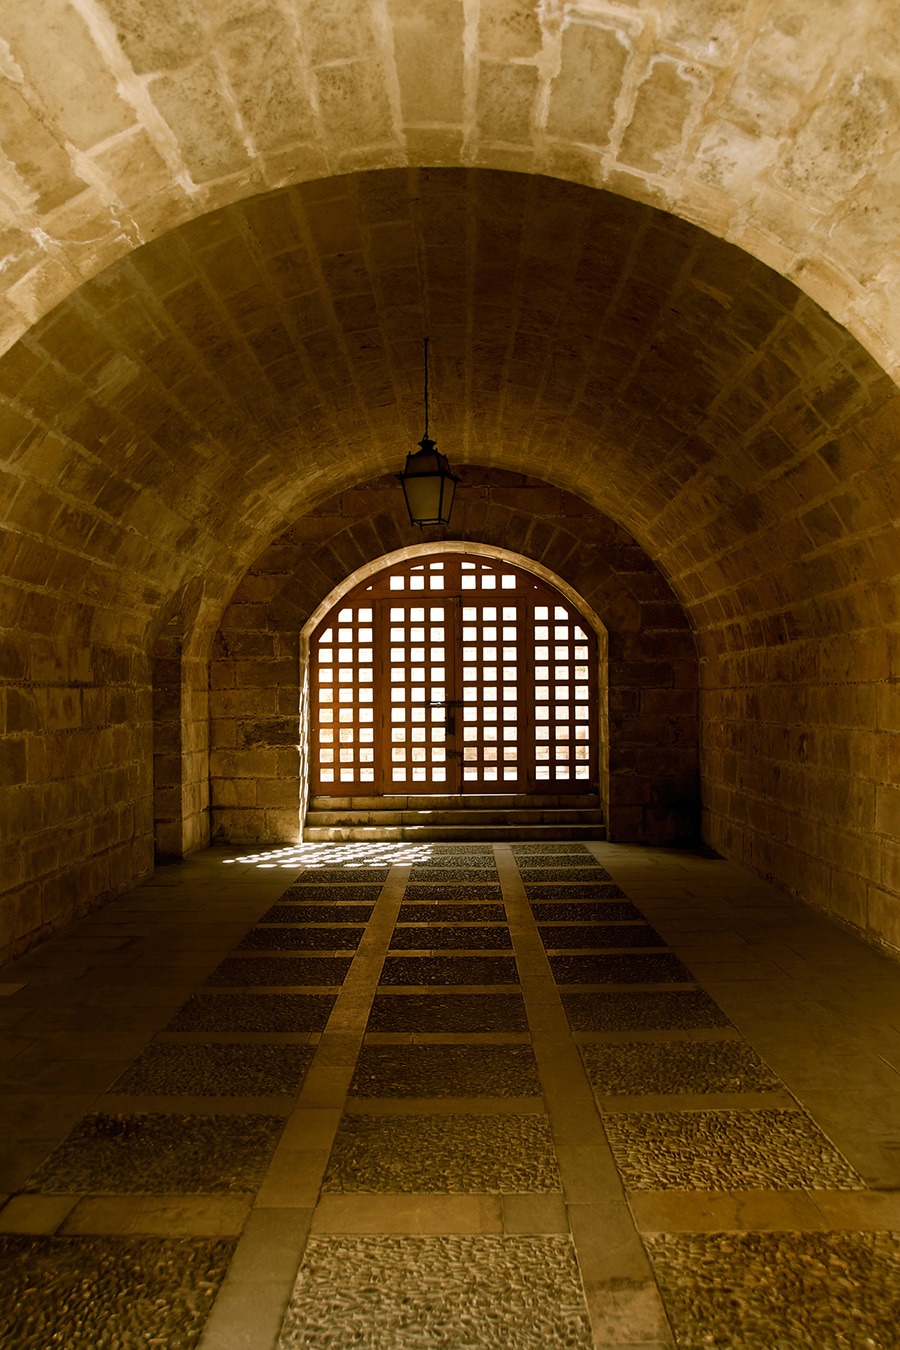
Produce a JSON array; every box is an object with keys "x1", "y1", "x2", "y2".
[
  {"x1": 396, "y1": 334, "x2": 459, "y2": 528},
  {"x1": 423, "y1": 335, "x2": 429, "y2": 440}
]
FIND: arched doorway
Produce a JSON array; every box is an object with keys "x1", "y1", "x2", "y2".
[{"x1": 309, "y1": 553, "x2": 599, "y2": 797}]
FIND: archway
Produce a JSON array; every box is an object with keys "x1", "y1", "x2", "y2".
[
  {"x1": 307, "y1": 552, "x2": 600, "y2": 798},
  {"x1": 211, "y1": 473, "x2": 699, "y2": 850}
]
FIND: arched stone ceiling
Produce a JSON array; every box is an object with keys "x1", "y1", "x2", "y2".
[
  {"x1": 1, "y1": 1, "x2": 899, "y2": 378},
  {"x1": 1, "y1": 168, "x2": 896, "y2": 661}
]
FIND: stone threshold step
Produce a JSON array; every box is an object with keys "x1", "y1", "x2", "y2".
[
  {"x1": 309, "y1": 794, "x2": 601, "y2": 811},
  {"x1": 306, "y1": 810, "x2": 605, "y2": 827},
  {"x1": 303, "y1": 824, "x2": 607, "y2": 842}
]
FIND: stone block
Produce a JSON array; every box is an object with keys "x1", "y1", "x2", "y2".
[
  {"x1": 3, "y1": 0, "x2": 134, "y2": 151},
  {"x1": 546, "y1": 21, "x2": 629, "y2": 146},
  {"x1": 875, "y1": 784, "x2": 900, "y2": 839},
  {"x1": 867, "y1": 886, "x2": 900, "y2": 951},
  {"x1": 392, "y1": 0, "x2": 464, "y2": 125},
  {"x1": 478, "y1": 60, "x2": 539, "y2": 143},
  {"x1": 213, "y1": 4, "x2": 316, "y2": 153},
  {"x1": 316, "y1": 60, "x2": 394, "y2": 151},
  {"x1": 150, "y1": 62, "x2": 251, "y2": 183},
  {"x1": 619, "y1": 58, "x2": 698, "y2": 174}
]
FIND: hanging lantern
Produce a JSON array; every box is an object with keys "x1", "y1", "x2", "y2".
[{"x1": 397, "y1": 338, "x2": 458, "y2": 527}]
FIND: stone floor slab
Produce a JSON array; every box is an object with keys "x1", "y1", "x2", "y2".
[
  {"x1": 166, "y1": 993, "x2": 336, "y2": 1033},
  {"x1": 238, "y1": 927, "x2": 364, "y2": 951},
  {"x1": 408, "y1": 867, "x2": 500, "y2": 883},
  {"x1": 604, "y1": 1109, "x2": 864, "y2": 1191},
  {"x1": 389, "y1": 924, "x2": 512, "y2": 950},
  {"x1": 277, "y1": 1235, "x2": 593, "y2": 1347},
  {"x1": 259, "y1": 904, "x2": 375, "y2": 924},
  {"x1": 110, "y1": 1044, "x2": 315, "y2": 1097},
  {"x1": 581, "y1": 1040, "x2": 781, "y2": 1096},
  {"x1": 646, "y1": 1230, "x2": 900, "y2": 1349},
  {"x1": 561, "y1": 990, "x2": 731, "y2": 1032},
  {"x1": 205, "y1": 957, "x2": 352, "y2": 987},
  {"x1": 522, "y1": 868, "x2": 614, "y2": 883},
  {"x1": 516, "y1": 859, "x2": 608, "y2": 871},
  {"x1": 0, "y1": 1234, "x2": 235, "y2": 1349},
  {"x1": 413, "y1": 855, "x2": 501, "y2": 869},
  {"x1": 380, "y1": 955, "x2": 519, "y2": 985},
  {"x1": 397, "y1": 903, "x2": 507, "y2": 922},
  {"x1": 279, "y1": 885, "x2": 384, "y2": 903},
  {"x1": 27, "y1": 1113, "x2": 286, "y2": 1195},
  {"x1": 526, "y1": 883, "x2": 628, "y2": 901},
  {"x1": 551, "y1": 954, "x2": 693, "y2": 985},
  {"x1": 512, "y1": 844, "x2": 591, "y2": 855},
  {"x1": 539, "y1": 924, "x2": 666, "y2": 950},
  {"x1": 366, "y1": 992, "x2": 529, "y2": 1033},
  {"x1": 429, "y1": 845, "x2": 496, "y2": 854},
  {"x1": 350, "y1": 1045, "x2": 542, "y2": 1097},
  {"x1": 531, "y1": 901, "x2": 644, "y2": 922},
  {"x1": 403, "y1": 883, "x2": 504, "y2": 902},
  {"x1": 323, "y1": 1113, "x2": 560, "y2": 1193},
  {"x1": 294, "y1": 869, "x2": 390, "y2": 884}
]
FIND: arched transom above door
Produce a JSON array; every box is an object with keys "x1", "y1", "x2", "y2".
[{"x1": 310, "y1": 554, "x2": 599, "y2": 797}]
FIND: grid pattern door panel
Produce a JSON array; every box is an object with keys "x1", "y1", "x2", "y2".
[
  {"x1": 460, "y1": 600, "x2": 524, "y2": 790},
  {"x1": 531, "y1": 604, "x2": 594, "y2": 788},
  {"x1": 311, "y1": 605, "x2": 376, "y2": 792},
  {"x1": 308, "y1": 553, "x2": 598, "y2": 796},
  {"x1": 382, "y1": 602, "x2": 456, "y2": 792}
]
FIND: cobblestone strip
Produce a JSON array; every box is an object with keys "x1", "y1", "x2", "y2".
[
  {"x1": 494, "y1": 844, "x2": 674, "y2": 1349},
  {"x1": 198, "y1": 864, "x2": 411, "y2": 1350}
]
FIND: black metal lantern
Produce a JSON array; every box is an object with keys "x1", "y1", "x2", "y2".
[{"x1": 397, "y1": 338, "x2": 458, "y2": 527}]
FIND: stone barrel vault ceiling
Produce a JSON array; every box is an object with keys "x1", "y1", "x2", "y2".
[
  {"x1": 0, "y1": 0, "x2": 899, "y2": 381},
  {"x1": 0, "y1": 167, "x2": 896, "y2": 659}
]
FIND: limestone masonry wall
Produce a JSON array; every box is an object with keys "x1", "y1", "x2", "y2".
[
  {"x1": 210, "y1": 471, "x2": 700, "y2": 849},
  {"x1": 0, "y1": 632, "x2": 153, "y2": 960}
]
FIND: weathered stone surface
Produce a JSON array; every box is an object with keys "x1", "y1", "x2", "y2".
[
  {"x1": 531, "y1": 902, "x2": 643, "y2": 922},
  {"x1": 366, "y1": 991, "x2": 528, "y2": 1033},
  {"x1": 380, "y1": 955, "x2": 519, "y2": 985},
  {"x1": 110, "y1": 1044, "x2": 314, "y2": 1097},
  {"x1": 390, "y1": 924, "x2": 512, "y2": 950},
  {"x1": 604, "y1": 1109, "x2": 863, "y2": 1191},
  {"x1": 581, "y1": 1039, "x2": 780, "y2": 1096},
  {"x1": 238, "y1": 926, "x2": 364, "y2": 951},
  {"x1": 408, "y1": 867, "x2": 499, "y2": 883},
  {"x1": 0, "y1": 1235, "x2": 234, "y2": 1349},
  {"x1": 561, "y1": 990, "x2": 731, "y2": 1032},
  {"x1": 166, "y1": 992, "x2": 336, "y2": 1032},
  {"x1": 538, "y1": 924, "x2": 665, "y2": 950},
  {"x1": 403, "y1": 884, "x2": 504, "y2": 902},
  {"x1": 278, "y1": 886, "x2": 384, "y2": 904},
  {"x1": 549, "y1": 954, "x2": 693, "y2": 985},
  {"x1": 279, "y1": 1236, "x2": 592, "y2": 1347},
  {"x1": 647, "y1": 1231, "x2": 900, "y2": 1350},
  {"x1": 525, "y1": 885, "x2": 627, "y2": 902},
  {"x1": 260, "y1": 903, "x2": 375, "y2": 924},
  {"x1": 27, "y1": 1113, "x2": 285, "y2": 1194},
  {"x1": 350, "y1": 1044, "x2": 541, "y2": 1096},
  {"x1": 205, "y1": 956, "x2": 352, "y2": 986},
  {"x1": 323, "y1": 1113, "x2": 560, "y2": 1192},
  {"x1": 398, "y1": 903, "x2": 506, "y2": 922},
  {"x1": 294, "y1": 868, "x2": 390, "y2": 884}
]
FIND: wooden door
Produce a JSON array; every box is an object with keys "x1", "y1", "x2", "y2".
[{"x1": 309, "y1": 555, "x2": 597, "y2": 796}]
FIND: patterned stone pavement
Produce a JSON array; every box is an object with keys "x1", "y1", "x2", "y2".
[{"x1": 0, "y1": 839, "x2": 898, "y2": 1348}]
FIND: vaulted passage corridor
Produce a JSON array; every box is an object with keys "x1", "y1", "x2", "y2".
[{"x1": 0, "y1": 842, "x2": 897, "y2": 1347}]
